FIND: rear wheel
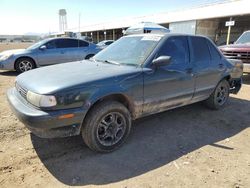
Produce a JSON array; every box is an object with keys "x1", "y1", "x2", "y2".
[
  {"x1": 82, "y1": 101, "x2": 131, "y2": 152},
  {"x1": 205, "y1": 80, "x2": 230, "y2": 110},
  {"x1": 85, "y1": 54, "x2": 94, "y2": 59},
  {"x1": 15, "y1": 58, "x2": 35, "y2": 73}
]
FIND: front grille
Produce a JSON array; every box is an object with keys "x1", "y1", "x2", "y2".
[
  {"x1": 222, "y1": 51, "x2": 250, "y2": 64},
  {"x1": 15, "y1": 83, "x2": 28, "y2": 99}
]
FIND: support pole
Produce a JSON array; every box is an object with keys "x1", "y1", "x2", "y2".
[
  {"x1": 97, "y1": 31, "x2": 99, "y2": 43},
  {"x1": 226, "y1": 17, "x2": 232, "y2": 45},
  {"x1": 113, "y1": 29, "x2": 115, "y2": 40}
]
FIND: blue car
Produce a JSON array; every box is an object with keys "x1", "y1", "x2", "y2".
[
  {"x1": 7, "y1": 34, "x2": 243, "y2": 152},
  {"x1": 0, "y1": 38, "x2": 101, "y2": 73}
]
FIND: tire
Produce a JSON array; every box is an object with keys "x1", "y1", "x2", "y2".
[
  {"x1": 85, "y1": 54, "x2": 94, "y2": 59},
  {"x1": 205, "y1": 79, "x2": 230, "y2": 110},
  {"x1": 82, "y1": 101, "x2": 131, "y2": 152},
  {"x1": 15, "y1": 58, "x2": 35, "y2": 73}
]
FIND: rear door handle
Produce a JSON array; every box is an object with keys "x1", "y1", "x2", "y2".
[
  {"x1": 219, "y1": 63, "x2": 224, "y2": 68},
  {"x1": 186, "y1": 68, "x2": 192, "y2": 73},
  {"x1": 186, "y1": 68, "x2": 194, "y2": 76}
]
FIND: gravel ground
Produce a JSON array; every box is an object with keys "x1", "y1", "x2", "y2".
[
  {"x1": 0, "y1": 42, "x2": 33, "y2": 52},
  {"x1": 0, "y1": 70, "x2": 250, "y2": 188}
]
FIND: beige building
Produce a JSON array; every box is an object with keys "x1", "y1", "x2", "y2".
[{"x1": 69, "y1": 0, "x2": 250, "y2": 45}]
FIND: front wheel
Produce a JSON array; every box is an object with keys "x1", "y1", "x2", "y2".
[
  {"x1": 205, "y1": 80, "x2": 230, "y2": 110},
  {"x1": 82, "y1": 101, "x2": 131, "y2": 152},
  {"x1": 15, "y1": 58, "x2": 35, "y2": 73}
]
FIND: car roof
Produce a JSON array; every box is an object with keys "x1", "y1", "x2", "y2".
[
  {"x1": 46, "y1": 37, "x2": 88, "y2": 42},
  {"x1": 124, "y1": 33, "x2": 210, "y2": 40}
]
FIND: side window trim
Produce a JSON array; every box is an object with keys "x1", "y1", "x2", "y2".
[
  {"x1": 187, "y1": 36, "x2": 195, "y2": 64},
  {"x1": 206, "y1": 39, "x2": 212, "y2": 61},
  {"x1": 184, "y1": 36, "x2": 191, "y2": 64}
]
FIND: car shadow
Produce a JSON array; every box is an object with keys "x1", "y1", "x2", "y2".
[
  {"x1": 242, "y1": 74, "x2": 250, "y2": 85},
  {"x1": 31, "y1": 97, "x2": 250, "y2": 186},
  {"x1": 0, "y1": 71, "x2": 19, "y2": 77}
]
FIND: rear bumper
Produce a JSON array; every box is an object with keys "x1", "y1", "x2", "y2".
[
  {"x1": 243, "y1": 63, "x2": 250, "y2": 73},
  {"x1": 7, "y1": 88, "x2": 87, "y2": 138}
]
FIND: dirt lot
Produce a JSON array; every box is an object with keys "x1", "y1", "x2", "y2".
[
  {"x1": 0, "y1": 42, "x2": 33, "y2": 52},
  {"x1": 0, "y1": 69, "x2": 250, "y2": 188}
]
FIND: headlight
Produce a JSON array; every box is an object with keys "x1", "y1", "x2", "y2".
[
  {"x1": 0, "y1": 54, "x2": 12, "y2": 61},
  {"x1": 27, "y1": 91, "x2": 57, "y2": 107}
]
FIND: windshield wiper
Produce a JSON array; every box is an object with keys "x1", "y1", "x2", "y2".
[
  {"x1": 104, "y1": 60, "x2": 120, "y2": 65},
  {"x1": 91, "y1": 58, "x2": 121, "y2": 65}
]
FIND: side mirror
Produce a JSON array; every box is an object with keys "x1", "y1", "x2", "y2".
[
  {"x1": 152, "y1": 56, "x2": 171, "y2": 67},
  {"x1": 39, "y1": 45, "x2": 47, "y2": 50}
]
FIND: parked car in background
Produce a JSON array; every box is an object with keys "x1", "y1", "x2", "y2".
[
  {"x1": 0, "y1": 38, "x2": 101, "y2": 73},
  {"x1": 97, "y1": 40, "x2": 114, "y2": 49},
  {"x1": 7, "y1": 34, "x2": 242, "y2": 152},
  {"x1": 219, "y1": 30, "x2": 250, "y2": 73}
]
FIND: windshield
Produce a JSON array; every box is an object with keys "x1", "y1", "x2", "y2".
[
  {"x1": 27, "y1": 39, "x2": 49, "y2": 50},
  {"x1": 235, "y1": 31, "x2": 250, "y2": 44},
  {"x1": 93, "y1": 35, "x2": 162, "y2": 66}
]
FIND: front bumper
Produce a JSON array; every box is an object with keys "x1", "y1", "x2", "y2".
[
  {"x1": 0, "y1": 58, "x2": 15, "y2": 70},
  {"x1": 7, "y1": 88, "x2": 87, "y2": 138},
  {"x1": 243, "y1": 63, "x2": 250, "y2": 73}
]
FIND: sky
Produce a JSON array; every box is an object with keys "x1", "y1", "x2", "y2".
[{"x1": 0, "y1": 0, "x2": 227, "y2": 35}]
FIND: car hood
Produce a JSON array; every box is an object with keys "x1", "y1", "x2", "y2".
[
  {"x1": 16, "y1": 60, "x2": 142, "y2": 94},
  {"x1": 219, "y1": 43, "x2": 250, "y2": 51},
  {"x1": 0, "y1": 49, "x2": 27, "y2": 56}
]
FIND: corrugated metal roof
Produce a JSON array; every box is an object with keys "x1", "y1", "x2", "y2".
[{"x1": 70, "y1": 0, "x2": 250, "y2": 32}]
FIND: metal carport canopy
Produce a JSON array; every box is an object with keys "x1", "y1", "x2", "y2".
[{"x1": 70, "y1": 0, "x2": 250, "y2": 32}]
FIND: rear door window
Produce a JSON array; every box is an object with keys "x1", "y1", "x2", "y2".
[
  {"x1": 207, "y1": 40, "x2": 221, "y2": 61},
  {"x1": 190, "y1": 37, "x2": 210, "y2": 62},
  {"x1": 55, "y1": 39, "x2": 79, "y2": 48},
  {"x1": 79, "y1": 40, "x2": 89, "y2": 47}
]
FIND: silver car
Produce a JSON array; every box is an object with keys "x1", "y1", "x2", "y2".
[
  {"x1": 0, "y1": 38, "x2": 101, "y2": 73},
  {"x1": 97, "y1": 40, "x2": 114, "y2": 49}
]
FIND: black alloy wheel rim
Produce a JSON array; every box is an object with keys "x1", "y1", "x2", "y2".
[
  {"x1": 216, "y1": 85, "x2": 228, "y2": 105},
  {"x1": 96, "y1": 112, "x2": 126, "y2": 147}
]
